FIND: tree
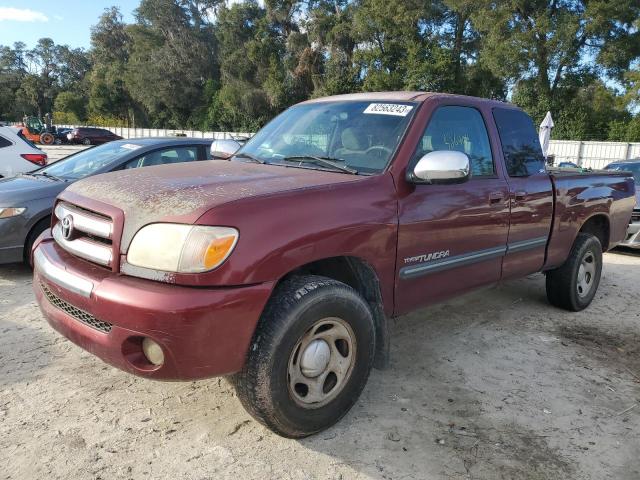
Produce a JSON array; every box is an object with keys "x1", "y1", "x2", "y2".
[
  {"x1": 88, "y1": 7, "x2": 133, "y2": 124},
  {"x1": 472, "y1": 0, "x2": 640, "y2": 120},
  {"x1": 125, "y1": 0, "x2": 216, "y2": 127}
]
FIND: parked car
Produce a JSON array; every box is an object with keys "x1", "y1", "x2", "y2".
[
  {"x1": 33, "y1": 92, "x2": 635, "y2": 438},
  {"x1": 604, "y1": 159, "x2": 640, "y2": 248},
  {"x1": 0, "y1": 126, "x2": 48, "y2": 178},
  {"x1": 54, "y1": 128, "x2": 72, "y2": 145},
  {"x1": 558, "y1": 161, "x2": 579, "y2": 168},
  {"x1": 0, "y1": 138, "x2": 213, "y2": 265},
  {"x1": 67, "y1": 127, "x2": 122, "y2": 145}
]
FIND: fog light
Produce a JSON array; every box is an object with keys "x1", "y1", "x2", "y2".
[{"x1": 142, "y1": 338, "x2": 165, "y2": 366}]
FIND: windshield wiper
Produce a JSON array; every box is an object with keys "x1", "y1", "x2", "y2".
[
  {"x1": 35, "y1": 171, "x2": 66, "y2": 182},
  {"x1": 26, "y1": 171, "x2": 65, "y2": 182},
  {"x1": 233, "y1": 152, "x2": 266, "y2": 164},
  {"x1": 282, "y1": 156, "x2": 357, "y2": 174}
]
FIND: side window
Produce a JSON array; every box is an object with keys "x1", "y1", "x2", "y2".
[
  {"x1": 412, "y1": 106, "x2": 495, "y2": 177},
  {"x1": 124, "y1": 146, "x2": 198, "y2": 169},
  {"x1": 493, "y1": 108, "x2": 545, "y2": 177},
  {"x1": 0, "y1": 135, "x2": 11, "y2": 148}
]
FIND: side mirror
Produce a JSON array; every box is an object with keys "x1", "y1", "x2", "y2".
[
  {"x1": 210, "y1": 139, "x2": 242, "y2": 160},
  {"x1": 409, "y1": 150, "x2": 470, "y2": 184}
]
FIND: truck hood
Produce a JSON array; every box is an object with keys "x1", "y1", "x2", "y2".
[
  {"x1": 0, "y1": 174, "x2": 69, "y2": 205},
  {"x1": 64, "y1": 160, "x2": 365, "y2": 249}
]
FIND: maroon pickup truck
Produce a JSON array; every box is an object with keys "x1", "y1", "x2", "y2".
[{"x1": 33, "y1": 92, "x2": 635, "y2": 437}]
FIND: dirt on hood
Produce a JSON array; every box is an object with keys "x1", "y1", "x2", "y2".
[{"x1": 65, "y1": 160, "x2": 363, "y2": 250}]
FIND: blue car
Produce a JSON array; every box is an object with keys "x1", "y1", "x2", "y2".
[{"x1": 0, "y1": 137, "x2": 213, "y2": 264}]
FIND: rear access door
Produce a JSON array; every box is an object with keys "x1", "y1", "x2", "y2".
[{"x1": 492, "y1": 108, "x2": 554, "y2": 280}]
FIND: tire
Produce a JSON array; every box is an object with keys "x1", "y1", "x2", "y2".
[
  {"x1": 24, "y1": 217, "x2": 51, "y2": 267},
  {"x1": 40, "y1": 133, "x2": 54, "y2": 145},
  {"x1": 231, "y1": 275, "x2": 376, "y2": 438},
  {"x1": 82, "y1": 138, "x2": 91, "y2": 145},
  {"x1": 545, "y1": 233, "x2": 603, "y2": 311},
  {"x1": 54, "y1": 137, "x2": 62, "y2": 145}
]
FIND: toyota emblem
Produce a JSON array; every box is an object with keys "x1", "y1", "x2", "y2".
[{"x1": 61, "y1": 215, "x2": 74, "y2": 240}]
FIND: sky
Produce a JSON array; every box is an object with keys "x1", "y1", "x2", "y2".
[{"x1": 0, "y1": 1, "x2": 139, "y2": 50}]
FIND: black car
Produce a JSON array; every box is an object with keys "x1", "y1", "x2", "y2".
[
  {"x1": 0, "y1": 137, "x2": 214, "y2": 264},
  {"x1": 54, "y1": 128, "x2": 72, "y2": 145}
]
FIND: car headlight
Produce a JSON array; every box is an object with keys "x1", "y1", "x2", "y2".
[
  {"x1": 127, "y1": 224, "x2": 239, "y2": 273},
  {"x1": 0, "y1": 207, "x2": 26, "y2": 219}
]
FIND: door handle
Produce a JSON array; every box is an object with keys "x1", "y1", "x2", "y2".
[
  {"x1": 489, "y1": 191, "x2": 504, "y2": 204},
  {"x1": 514, "y1": 191, "x2": 527, "y2": 201}
]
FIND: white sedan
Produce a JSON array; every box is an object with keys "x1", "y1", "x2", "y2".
[{"x1": 0, "y1": 126, "x2": 48, "y2": 178}]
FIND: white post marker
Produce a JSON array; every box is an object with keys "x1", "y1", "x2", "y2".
[{"x1": 539, "y1": 111, "x2": 554, "y2": 158}]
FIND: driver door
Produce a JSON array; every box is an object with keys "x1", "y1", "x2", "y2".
[{"x1": 395, "y1": 105, "x2": 510, "y2": 315}]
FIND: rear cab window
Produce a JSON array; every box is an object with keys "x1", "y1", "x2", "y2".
[
  {"x1": 493, "y1": 108, "x2": 546, "y2": 176},
  {"x1": 0, "y1": 135, "x2": 11, "y2": 148}
]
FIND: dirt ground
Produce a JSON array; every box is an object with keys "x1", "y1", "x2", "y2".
[{"x1": 1, "y1": 252, "x2": 639, "y2": 480}]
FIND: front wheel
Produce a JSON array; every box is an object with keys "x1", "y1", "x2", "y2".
[
  {"x1": 82, "y1": 138, "x2": 91, "y2": 145},
  {"x1": 231, "y1": 275, "x2": 375, "y2": 438},
  {"x1": 546, "y1": 233, "x2": 603, "y2": 311}
]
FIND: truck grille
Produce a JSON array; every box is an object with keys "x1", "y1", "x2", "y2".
[
  {"x1": 40, "y1": 282, "x2": 112, "y2": 333},
  {"x1": 632, "y1": 210, "x2": 640, "y2": 224},
  {"x1": 53, "y1": 202, "x2": 115, "y2": 269}
]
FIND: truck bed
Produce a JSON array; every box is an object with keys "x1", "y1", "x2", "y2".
[{"x1": 544, "y1": 169, "x2": 635, "y2": 270}]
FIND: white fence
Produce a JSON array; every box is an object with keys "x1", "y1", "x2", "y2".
[
  {"x1": 55, "y1": 125, "x2": 253, "y2": 141},
  {"x1": 547, "y1": 140, "x2": 640, "y2": 169}
]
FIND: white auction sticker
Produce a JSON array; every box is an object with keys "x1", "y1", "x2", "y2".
[{"x1": 363, "y1": 103, "x2": 414, "y2": 116}]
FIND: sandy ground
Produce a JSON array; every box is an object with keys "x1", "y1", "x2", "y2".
[{"x1": 1, "y1": 252, "x2": 639, "y2": 480}]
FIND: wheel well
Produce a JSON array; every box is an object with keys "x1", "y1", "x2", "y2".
[
  {"x1": 282, "y1": 256, "x2": 390, "y2": 369},
  {"x1": 579, "y1": 215, "x2": 610, "y2": 250},
  {"x1": 23, "y1": 216, "x2": 51, "y2": 260}
]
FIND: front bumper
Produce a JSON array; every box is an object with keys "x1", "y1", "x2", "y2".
[
  {"x1": 33, "y1": 239, "x2": 274, "y2": 380},
  {"x1": 0, "y1": 215, "x2": 28, "y2": 264}
]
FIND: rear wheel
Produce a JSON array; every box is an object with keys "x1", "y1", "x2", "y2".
[
  {"x1": 40, "y1": 132, "x2": 54, "y2": 145},
  {"x1": 231, "y1": 275, "x2": 375, "y2": 438},
  {"x1": 545, "y1": 233, "x2": 603, "y2": 311}
]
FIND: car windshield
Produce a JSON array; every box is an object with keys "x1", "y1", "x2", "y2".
[
  {"x1": 605, "y1": 163, "x2": 640, "y2": 184},
  {"x1": 35, "y1": 142, "x2": 141, "y2": 180},
  {"x1": 235, "y1": 101, "x2": 417, "y2": 174}
]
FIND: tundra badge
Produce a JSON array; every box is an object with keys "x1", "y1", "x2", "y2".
[{"x1": 404, "y1": 250, "x2": 450, "y2": 264}]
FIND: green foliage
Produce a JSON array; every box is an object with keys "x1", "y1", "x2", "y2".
[
  {"x1": 0, "y1": 0, "x2": 638, "y2": 140},
  {"x1": 52, "y1": 110, "x2": 80, "y2": 125},
  {"x1": 54, "y1": 91, "x2": 87, "y2": 121}
]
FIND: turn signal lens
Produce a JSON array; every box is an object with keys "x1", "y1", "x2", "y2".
[
  {"x1": 204, "y1": 235, "x2": 237, "y2": 269},
  {"x1": 0, "y1": 207, "x2": 26, "y2": 219}
]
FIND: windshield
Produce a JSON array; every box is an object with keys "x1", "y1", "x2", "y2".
[
  {"x1": 36, "y1": 142, "x2": 141, "y2": 180},
  {"x1": 605, "y1": 163, "x2": 640, "y2": 184},
  {"x1": 235, "y1": 101, "x2": 417, "y2": 174}
]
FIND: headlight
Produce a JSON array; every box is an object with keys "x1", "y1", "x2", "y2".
[
  {"x1": 127, "y1": 224, "x2": 239, "y2": 273},
  {"x1": 0, "y1": 207, "x2": 26, "y2": 219}
]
